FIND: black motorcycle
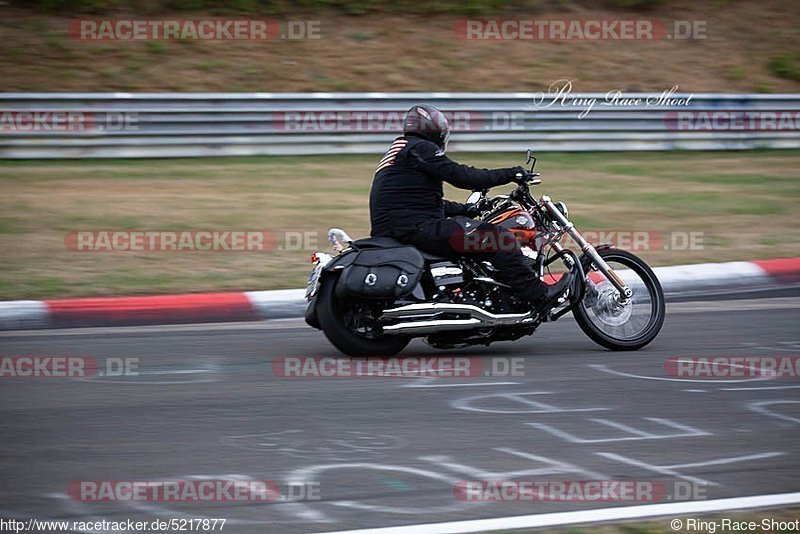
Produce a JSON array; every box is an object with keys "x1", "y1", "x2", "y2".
[{"x1": 305, "y1": 150, "x2": 665, "y2": 356}]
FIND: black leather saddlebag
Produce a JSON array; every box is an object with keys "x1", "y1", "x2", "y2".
[{"x1": 335, "y1": 246, "x2": 424, "y2": 299}]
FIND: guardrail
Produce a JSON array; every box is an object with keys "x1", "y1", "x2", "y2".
[{"x1": 0, "y1": 92, "x2": 798, "y2": 158}]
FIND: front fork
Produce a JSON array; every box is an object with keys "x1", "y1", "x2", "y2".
[{"x1": 539, "y1": 196, "x2": 632, "y2": 302}]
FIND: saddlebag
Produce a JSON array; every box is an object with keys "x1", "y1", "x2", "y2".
[{"x1": 335, "y1": 246, "x2": 424, "y2": 299}]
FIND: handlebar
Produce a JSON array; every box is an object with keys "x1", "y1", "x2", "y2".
[
  {"x1": 467, "y1": 153, "x2": 542, "y2": 211},
  {"x1": 514, "y1": 171, "x2": 542, "y2": 186},
  {"x1": 509, "y1": 182, "x2": 538, "y2": 208}
]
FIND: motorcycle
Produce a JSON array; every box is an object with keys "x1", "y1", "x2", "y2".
[{"x1": 304, "y1": 150, "x2": 665, "y2": 356}]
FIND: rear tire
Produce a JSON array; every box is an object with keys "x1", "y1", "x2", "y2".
[
  {"x1": 317, "y1": 276, "x2": 410, "y2": 357},
  {"x1": 573, "y1": 248, "x2": 665, "y2": 351}
]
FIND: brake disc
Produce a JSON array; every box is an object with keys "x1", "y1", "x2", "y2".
[{"x1": 591, "y1": 281, "x2": 632, "y2": 326}]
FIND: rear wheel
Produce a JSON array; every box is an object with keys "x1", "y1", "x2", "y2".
[
  {"x1": 573, "y1": 248, "x2": 665, "y2": 351},
  {"x1": 317, "y1": 276, "x2": 410, "y2": 356}
]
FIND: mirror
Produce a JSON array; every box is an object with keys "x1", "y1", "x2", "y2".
[
  {"x1": 525, "y1": 148, "x2": 533, "y2": 164},
  {"x1": 466, "y1": 191, "x2": 482, "y2": 204}
]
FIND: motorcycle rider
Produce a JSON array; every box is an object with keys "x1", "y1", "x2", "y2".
[{"x1": 369, "y1": 104, "x2": 575, "y2": 313}]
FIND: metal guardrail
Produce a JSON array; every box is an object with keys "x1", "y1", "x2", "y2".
[{"x1": 0, "y1": 93, "x2": 798, "y2": 158}]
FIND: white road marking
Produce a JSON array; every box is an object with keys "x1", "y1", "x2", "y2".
[
  {"x1": 420, "y1": 448, "x2": 607, "y2": 481},
  {"x1": 589, "y1": 363, "x2": 771, "y2": 384},
  {"x1": 403, "y1": 381, "x2": 520, "y2": 388},
  {"x1": 494, "y1": 447, "x2": 609, "y2": 481},
  {"x1": 740, "y1": 340, "x2": 800, "y2": 352},
  {"x1": 311, "y1": 492, "x2": 800, "y2": 534},
  {"x1": 748, "y1": 400, "x2": 800, "y2": 424},
  {"x1": 451, "y1": 391, "x2": 608, "y2": 414},
  {"x1": 528, "y1": 417, "x2": 710, "y2": 444},
  {"x1": 115, "y1": 473, "x2": 331, "y2": 524},
  {"x1": 721, "y1": 385, "x2": 800, "y2": 391},
  {"x1": 286, "y1": 462, "x2": 466, "y2": 515},
  {"x1": 595, "y1": 451, "x2": 784, "y2": 487}
]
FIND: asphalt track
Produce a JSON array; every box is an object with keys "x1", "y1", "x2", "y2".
[{"x1": 1, "y1": 294, "x2": 799, "y2": 533}]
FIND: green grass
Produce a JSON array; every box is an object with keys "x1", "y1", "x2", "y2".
[
  {"x1": 13, "y1": 0, "x2": 567, "y2": 16},
  {"x1": 145, "y1": 41, "x2": 167, "y2": 55},
  {"x1": 0, "y1": 150, "x2": 798, "y2": 300},
  {"x1": 768, "y1": 54, "x2": 800, "y2": 82}
]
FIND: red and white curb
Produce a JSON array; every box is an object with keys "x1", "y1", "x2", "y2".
[{"x1": 0, "y1": 257, "x2": 798, "y2": 331}]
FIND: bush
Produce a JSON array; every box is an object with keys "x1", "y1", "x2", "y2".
[{"x1": 767, "y1": 55, "x2": 800, "y2": 82}]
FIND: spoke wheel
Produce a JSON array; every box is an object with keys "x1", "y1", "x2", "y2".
[{"x1": 574, "y1": 249, "x2": 665, "y2": 351}]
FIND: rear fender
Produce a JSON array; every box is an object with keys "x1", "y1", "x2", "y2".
[
  {"x1": 322, "y1": 249, "x2": 357, "y2": 272},
  {"x1": 304, "y1": 296, "x2": 320, "y2": 329},
  {"x1": 306, "y1": 263, "x2": 347, "y2": 329}
]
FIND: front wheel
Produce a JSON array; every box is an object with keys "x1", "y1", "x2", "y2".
[
  {"x1": 573, "y1": 248, "x2": 665, "y2": 351},
  {"x1": 317, "y1": 276, "x2": 410, "y2": 357}
]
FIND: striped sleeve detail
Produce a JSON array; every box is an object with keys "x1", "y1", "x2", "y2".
[{"x1": 375, "y1": 138, "x2": 408, "y2": 173}]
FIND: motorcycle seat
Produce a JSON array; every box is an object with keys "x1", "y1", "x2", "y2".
[
  {"x1": 419, "y1": 251, "x2": 452, "y2": 262},
  {"x1": 352, "y1": 236, "x2": 404, "y2": 249},
  {"x1": 352, "y1": 237, "x2": 451, "y2": 263}
]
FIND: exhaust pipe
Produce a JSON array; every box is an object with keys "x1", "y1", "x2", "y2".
[
  {"x1": 382, "y1": 318, "x2": 482, "y2": 335},
  {"x1": 381, "y1": 302, "x2": 534, "y2": 335}
]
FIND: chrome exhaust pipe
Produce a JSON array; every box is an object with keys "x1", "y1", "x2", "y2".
[
  {"x1": 382, "y1": 318, "x2": 482, "y2": 335},
  {"x1": 383, "y1": 302, "x2": 532, "y2": 324},
  {"x1": 381, "y1": 302, "x2": 534, "y2": 335}
]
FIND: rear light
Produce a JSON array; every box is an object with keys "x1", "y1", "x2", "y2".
[{"x1": 310, "y1": 253, "x2": 318, "y2": 263}]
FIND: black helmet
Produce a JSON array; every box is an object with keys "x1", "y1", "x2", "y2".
[{"x1": 403, "y1": 105, "x2": 451, "y2": 152}]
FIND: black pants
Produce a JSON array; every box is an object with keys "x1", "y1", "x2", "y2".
[{"x1": 396, "y1": 218, "x2": 545, "y2": 303}]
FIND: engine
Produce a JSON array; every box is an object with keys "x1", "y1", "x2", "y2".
[{"x1": 428, "y1": 261, "x2": 526, "y2": 314}]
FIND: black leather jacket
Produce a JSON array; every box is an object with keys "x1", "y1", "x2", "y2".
[{"x1": 369, "y1": 134, "x2": 520, "y2": 237}]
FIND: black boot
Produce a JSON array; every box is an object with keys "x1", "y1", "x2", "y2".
[{"x1": 524, "y1": 270, "x2": 576, "y2": 315}]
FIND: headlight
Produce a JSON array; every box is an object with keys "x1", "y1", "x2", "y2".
[{"x1": 554, "y1": 201, "x2": 569, "y2": 219}]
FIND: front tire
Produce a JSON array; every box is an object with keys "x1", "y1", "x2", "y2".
[
  {"x1": 573, "y1": 248, "x2": 665, "y2": 351},
  {"x1": 317, "y1": 276, "x2": 410, "y2": 356}
]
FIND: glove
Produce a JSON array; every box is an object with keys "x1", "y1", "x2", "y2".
[
  {"x1": 465, "y1": 203, "x2": 482, "y2": 218},
  {"x1": 511, "y1": 167, "x2": 533, "y2": 183}
]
